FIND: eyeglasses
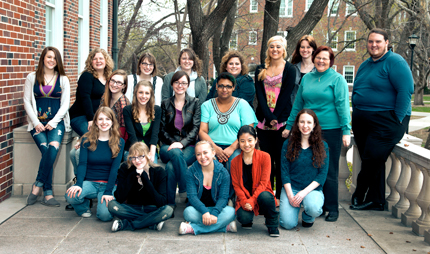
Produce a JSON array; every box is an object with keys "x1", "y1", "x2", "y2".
[
  {"x1": 217, "y1": 84, "x2": 234, "y2": 90},
  {"x1": 130, "y1": 155, "x2": 145, "y2": 161},
  {"x1": 173, "y1": 81, "x2": 189, "y2": 87},
  {"x1": 141, "y1": 62, "x2": 154, "y2": 67},
  {"x1": 109, "y1": 79, "x2": 124, "y2": 87},
  {"x1": 315, "y1": 57, "x2": 330, "y2": 62}
]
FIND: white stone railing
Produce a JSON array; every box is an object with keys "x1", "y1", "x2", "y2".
[{"x1": 339, "y1": 134, "x2": 430, "y2": 244}]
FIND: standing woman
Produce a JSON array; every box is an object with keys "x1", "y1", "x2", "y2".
[
  {"x1": 126, "y1": 52, "x2": 163, "y2": 106},
  {"x1": 24, "y1": 46, "x2": 70, "y2": 207},
  {"x1": 231, "y1": 126, "x2": 280, "y2": 237},
  {"x1": 255, "y1": 35, "x2": 296, "y2": 201},
  {"x1": 290, "y1": 35, "x2": 317, "y2": 104},
  {"x1": 283, "y1": 46, "x2": 351, "y2": 222},
  {"x1": 65, "y1": 107, "x2": 125, "y2": 221},
  {"x1": 162, "y1": 48, "x2": 207, "y2": 105},
  {"x1": 123, "y1": 80, "x2": 161, "y2": 163},
  {"x1": 179, "y1": 141, "x2": 236, "y2": 235},
  {"x1": 100, "y1": 69, "x2": 131, "y2": 140},
  {"x1": 159, "y1": 71, "x2": 200, "y2": 207},
  {"x1": 279, "y1": 109, "x2": 329, "y2": 229},
  {"x1": 206, "y1": 50, "x2": 255, "y2": 108}
]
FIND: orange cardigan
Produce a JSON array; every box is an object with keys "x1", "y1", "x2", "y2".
[{"x1": 231, "y1": 149, "x2": 275, "y2": 216}]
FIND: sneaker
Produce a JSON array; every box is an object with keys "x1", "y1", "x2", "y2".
[
  {"x1": 112, "y1": 219, "x2": 123, "y2": 232},
  {"x1": 227, "y1": 221, "x2": 237, "y2": 233},
  {"x1": 81, "y1": 210, "x2": 92, "y2": 218},
  {"x1": 41, "y1": 197, "x2": 60, "y2": 207},
  {"x1": 179, "y1": 222, "x2": 194, "y2": 235},
  {"x1": 241, "y1": 223, "x2": 253, "y2": 230},
  {"x1": 268, "y1": 227, "x2": 280, "y2": 237},
  {"x1": 302, "y1": 221, "x2": 314, "y2": 228},
  {"x1": 156, "y1": 221, "x2": 165, "y2": 231}
]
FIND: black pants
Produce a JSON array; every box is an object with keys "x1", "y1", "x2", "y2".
[
  {"x1": 236, "y1": 191, "x2": 279, "y2": 228},
  {"x1": 352, "y1": 109, "x2": 408, "y2": 204},
  {"x1": 257, "y1": 127, "x2": 286, "y2": 199},
  {"x1": 321, "y1": 128, "x2": 342, "y2": 213}
]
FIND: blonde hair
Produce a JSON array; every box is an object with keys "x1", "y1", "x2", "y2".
[
  {"x1": 131, "y1": 80, "x2": 155, "y2": 123},
  {"x1": 195, "y1": 140, "x2": 215, "y2": 152},
  {"x1": 127, "y1": 142, "x2": 156, "y2": 168},
  {"x1": 83, "y1": 48, "x2": 114, "y2": 80},
  {"x1": 258, "y1": 36, "x2": 287, "y2": 81}
]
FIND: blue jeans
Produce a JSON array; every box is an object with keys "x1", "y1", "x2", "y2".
[
  {"x1": 183, "y1": 206, "x2": 235, "y2": 235},
  {"x1": 279, "y1": 187, "x2": 324, "y2": 229},
  {"x1": 108, "y1": 201, "x2": 173, "y2": 231},
  {"x1": 159, "y1": 145, "x2": 196, "y2": 205},
  {"x1": 70, "y1": 148, "x2": 80, "y2": 176},
  {"x1": 30, "y1": 121, "x2": 65, "y2": 196},
  {"x1": 65, "y1": 181, "x2": 116, "y2": 221},
  {"x1": 70, "y1": 115, "x2": 89, "y2": 137},
  {"x1": 236, "y1": 191, "x2": 279, "y2": 228}
]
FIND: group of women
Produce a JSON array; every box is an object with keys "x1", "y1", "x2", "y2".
[{"x1": 24, "y1": 33, "x2": 351, "y2": 236}]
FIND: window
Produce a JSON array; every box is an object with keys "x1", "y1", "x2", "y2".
[
  {"x1": 346, "y1": 3, "x2": 357, "y2": 16},
  {"x1": 280, "y1": 0, "x2": 293, "y2": 17},
  {"x1": 305, "y1": 0, "x2": 314, "y2": 11},
  {"x1": 328, "y1": 31, "x2": 338, "y2": 51},
  {"x1": 332, "y1": 65, "x2": 337, "y2": 72},
  {"x1": 78, "y1": 0, "x2": 89, "y2": 73},
  {"x1": 250, "y1": 0, "x2": 258, "y2": 13},
  {"x1": 100, "y1": 0, "x2": 108, "y2": 50},
  {"x1": 344, "y1": 31, "x2": 356, "y2": 51},
  {"x1": 343, "y1": 66, "x2": 355, "y2": 84},
  {"x1": 229, "y1": 32, "x2": 238, "y2": 49},
  {"x1": 328, "y1": 0, "x2": 339, "y2": 16},
  {"x1": 249, "y1": 31, "x2": 257, "y2": 45},
  {"x1": 45, "y1": 0, "x2": 63, "y2": 53}
]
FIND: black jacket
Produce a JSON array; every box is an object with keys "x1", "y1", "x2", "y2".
[
  {"x1": 114, "y1": 162, "x2": 167, "y2": 207},
  {"x1": 255, "y1": 61, "x2": 296, "y2": 126},
  {"x1": 159, "y1": 94, "x2": 201, "y2": 147}
]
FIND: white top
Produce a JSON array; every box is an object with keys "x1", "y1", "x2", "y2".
[
  {"x1": 23, "y1": 72, "x2": 71, "y2": 132},
  {"x1": 126, "y1": 75, "x2": 163, "y2": 106}
]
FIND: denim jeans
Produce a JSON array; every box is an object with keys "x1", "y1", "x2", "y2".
[
  {"x1": 183, "y1": 206, "x2": 235, "y2": 235},
  {"x1": 30, "y1": 121, "x2": 65, "y2": 196},
  {"x1": 70, "y1": 115, "x2": 89, "y2": 137},
  {"x1": 279, "y1": 187, "x2": 324, "y2": 229},
  {"x1": 236, "y1": 191, "x2": 279, "y2": 228},
  {"x1": 65, "y1": 181, "x2": 116, "y2": 221},
  {"x1": 70, "y1": 147, "x2": 80, "y2": 176},
  {"x1": 108, "y1": 201, "x2": 173, "y2": 231},
  {"x1": 160, "y1": 145, "x2": 196, "y2": 205}
]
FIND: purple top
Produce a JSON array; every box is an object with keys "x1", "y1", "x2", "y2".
[{"x1": 174, "y1": 108, "x2": 183, "y2": 131}]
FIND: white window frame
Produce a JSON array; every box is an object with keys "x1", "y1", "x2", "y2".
[
  {"x1": 346, "y1": 3, "x2": 357, "y2": 16},
  {"x1": 328, "y1": 0, "x2": 339, "y2": 16},
  {"x1": 280, "y1": 0, "x2": 293, "y2": 17},
  {"x1": 344, "y1": 31, "x2": 356, "y2": 51},
  {"x1": 45, "y1": 0, "x2": 64, "y2": 55},
  {"x1": 328, "y1": 31, "x2": 338, "y2": 51},
  {"x1": 332, "y1": 65, "x2": 337, "y2": 72},
  {"x1": 78, "y1": 0, "x2": 90, "y2": 73},
  {"x1": 100, "y1": 0, "x2": 108, "y2": 50},
  {"x1": 229, "y1": 32, "x2": 238, "y2": 50},
  {"x1": 250, "y1": 0, "x2": 258, "y2": 13},
  {"x1": 305, "y1": 0, "x2": 314, "y2": 12},
  {"x1": 343, "y1": 65, "x2": 355, "y2": 85},
  {"x1": 249, "y1": 31, "x2": 257, "y2": 45}
]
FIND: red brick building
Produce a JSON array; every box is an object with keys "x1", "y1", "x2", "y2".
[{"x1": 0, "y1": 0, "x2": 113, "y2": 203}]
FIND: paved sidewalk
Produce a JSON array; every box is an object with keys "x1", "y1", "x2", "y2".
[{"x1": 409, "y1": 111, "x2": 430, "y2": 132}]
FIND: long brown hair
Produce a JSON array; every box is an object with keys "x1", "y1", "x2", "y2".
[
  {"x1": 36, "y1": 47, "x2": 67, "y2": 86},
  {"x1": 127, "y1": 142, "x2": 156, "y2": 168},
  {"x1": 220, "y1": 50, "x2": 248, "y2": 75},
  {"x1": 286, "y1": 109, "x2": 326, "y2": 168},
  {"x1": 178, "y1": 48, "x2": 202, "y2": 76},
  {"x1": 83, "y1": 48, "x2": 114, "y2": 80},
  {"x1": 101, "y1": 69, "x2": 128, "y2": 107},
  {"x1": 290, "y1": 35, "x2": 318, "y2": 65},
  {"x1": 80, "y1": 107, "x2": 122, "y2": 158},
  {"x1": 131, "y1": 80, "x2": 155, "y2": 123},
  {"x1": 258, "y1": 36, "x2": 287, "y2": 81},
  {"x1": 137, "y1": 52, "x2": 158, "y2": 76}
]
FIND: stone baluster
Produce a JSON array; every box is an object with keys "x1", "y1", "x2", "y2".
[
  {"x1": 386, "y1": 153, "x2": 401, "y2": 211},
  {"x1": 350, "y1": 145, "x2": 361, "y2": 195},
  {"x1": 338, "y1": 144, "x2": 351, "y2": 201},
  {"x1": 412, "y1": 168, "x2": 430, "y2": 236},
  {"x1": 401, "y1": 162, "x2": 423, "y2": 226},
  {"x1": 392, "y1": 157, "x2": 411, "y2": 218}
]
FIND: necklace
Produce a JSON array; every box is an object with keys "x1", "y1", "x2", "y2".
[{"x1": 44, "y1": 73, "x2": 56, "y2": 85}]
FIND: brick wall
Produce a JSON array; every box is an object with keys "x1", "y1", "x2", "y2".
[{"x1": 89, "y1": 0, "x2": 101, "y2": 50}]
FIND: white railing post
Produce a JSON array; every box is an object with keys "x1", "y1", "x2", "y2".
[
  {"x1": 350, "y1": 145, "x2": 361, "y2": 195},
  {"x1": 392, "y1": 157, "x2": 411, "y2": 218},
  {"x1": 412, "y1": 168, "x2": 430, "y2": 236},
  {"x1": 401, "y1": 162, "x2": 423, "y2": 226},
  {"x1": 386, "y1": 153, "x2": 401, "y2": 211},
  {"x1": 339, "y1": 145, "x2": 351, "y2": 201}
]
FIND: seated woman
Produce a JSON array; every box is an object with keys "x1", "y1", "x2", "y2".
[
  {"x1": 199, "y1": 72, "x2": 257, "y2": 173},
  {"x1": 65, "y1": 107, "x2": 125, "y2": 221},
  {"x1": 108, "y1": 142, "x2": 173, "y2": 232},
  {"x1": 159, "y1": 71, "x2": 200, "y2": 207},
  {"x1": 123, "y1": 80, "x2": 161, "y2": 163},
  {"x1": 231, "y1": 125, "x2": 280, "y2": 237},
  {"x1": 179, "y1": 141, "x2": 236, "y2": 235},
  {"x1": 279, "y1": 109, "x2": 329, "y2": 229}
]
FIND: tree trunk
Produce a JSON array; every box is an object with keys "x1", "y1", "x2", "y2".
[
  {"x1": 260, "y1": 0, "x2": 281, "y2": 65},
  {"x1": 118, "y1": 0, "x2": 144, "y2": 65},
  {"x1": 425, "y1": 130, "x2": 430, "y2": 149}
]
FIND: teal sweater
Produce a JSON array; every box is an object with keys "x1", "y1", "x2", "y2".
[{"x1": 286, "y1": 68, "x2": 351, "y2": 135}]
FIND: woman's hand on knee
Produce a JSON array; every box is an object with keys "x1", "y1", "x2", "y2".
[
  {"x1": 202, "y1": 212, "x2": 212, "y2": 226},
  {"x1": 282, "y1": 129, "x2": 290, "y2": 138},
  {"x1": 66, "y1": 186, "x2": 82, "y2": 198},
  {"x1": 45, "y1": 124, "x2": 53, "y2": 131},
  {"x1": 244, "y1": 202, "x2": 253, "y2": 211},
  {"x1": 35, "y1": 123, "x2": 45, "y2": 133},
  {"x1": 101, "y1": 195, "x2": 114, "y2": 207},
  {"x1": 210, "y1": 215, "x2": 218, "y2": 225},
  {"x1": 168, "y1": 142, "x2": 183, "y2": 151}
]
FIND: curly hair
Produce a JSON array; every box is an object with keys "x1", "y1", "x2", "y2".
[
  {"x1": 127, "y1": 142, "x2": 156, "y2": 168},
  {"x1": 137, "y1": 52, "x2": 158, "y2": 76},
  {"x1": 258, "y1": 36, "x2": 287, "y2": 81},
  {"x1": 80, "y1": 107, "x2": 122, "y2": 158},
  {"x1": 83, "y1": 48, "x2": 114, "y2": 80},
  {"x1": 220, "y1": 50, "x2": 248, "y2": 75},
  {"x1": 178, "y1": 48, "x2": 203, "y2": 76},
  {"x1": 286, "y1": 109, "x2": 326, "y2": 168},
  {"x1": 36, "y1": 46, "x2": 67, "y2": 86},
  {"x1": 101, "y1": 69, "x2": 128, "y2": 108},
  {"x1": 131, "y1": 80, "x2": 155, "y2": 123},
  {"x1": 290, "y1": 35, "x2": 318, "y2": 65}
]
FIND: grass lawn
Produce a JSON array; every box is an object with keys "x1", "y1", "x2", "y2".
[
  {"x1": 409, "y1": 127, "x2": 429, "y2": 148},
  {"x1": 412, "y1": 104, "x2": 430, "y2": 113},
  {"x1": 411, "y1": 95, "x2": 430, "y2": 102}
]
